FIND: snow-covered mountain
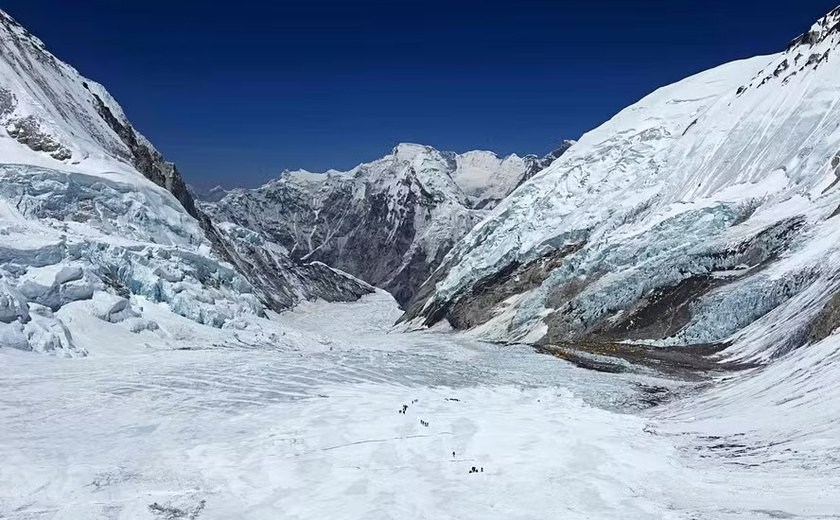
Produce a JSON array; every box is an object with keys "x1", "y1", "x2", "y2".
[
  {"x1": 0, "y1": 9, "x2": 369, "y2": 355},
  {"x1": 3, "y1": 7, "x2": 840, "y2": 519},
  {"x1": 190, "y1": 184, "x2": 228, "y2": 203},
  {"x1": 405, "y1": 6, "x2": 840, "y2": 360},
  {"x1": 203, "y1": 143, "x2": 571, "y2": 305}
]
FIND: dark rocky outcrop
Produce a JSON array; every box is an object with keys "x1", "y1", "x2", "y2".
[
  {"x1": 203, "y1": 221, "x2": 373, "y2": 312},
  {"x1": 5, "y1": 115, "x2": 71, "y2": 160},
  {"x1": 426, "y1": 244, "x2": 583, "y2": 331},
  {"x1": 808, "y1": 288, "x2": 840, "y2": 344},
  {"x1": 82, "y1": 84, "x2": 198, "y2": 218}
]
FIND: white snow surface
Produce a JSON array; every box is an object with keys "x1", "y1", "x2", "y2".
[{"x1": 2, "y1": 291, "x2": 838, "y2": 519}]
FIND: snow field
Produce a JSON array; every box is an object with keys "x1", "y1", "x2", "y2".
[{"x1": 1, "y1": 293, "x2": 838, "y2": 519}]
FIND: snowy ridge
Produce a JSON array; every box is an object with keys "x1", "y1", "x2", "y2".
[
  {"x1": 204, "y1": 142, "x2": 570, "y2": 305},
  {"x1": 0, "y1": 9, "x2": 192, "y2": 210},
  {"x1": 405, "y1": 7, "x2": 840, "y2": 363},
  {"x1": 0, "y1": 8, "x2": 371, "y2": 355}
]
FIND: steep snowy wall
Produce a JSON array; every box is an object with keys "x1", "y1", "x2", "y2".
[
  {"x1": 0, "y1": 8, "x2": 373, "y2": 338},
  {"x1": 0, "y1": 8, "x2": 377, "y2": 354},
  {"x1": 0, "y1": 10, "x2": 195, "y2": 213},
  {"x1": 406, "y1": 7, "x2": 840, "y2": 360}
]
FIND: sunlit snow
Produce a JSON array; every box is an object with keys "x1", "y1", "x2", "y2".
[{"x1": 1, "y1": 293, "x2": 838, "y2": 519}]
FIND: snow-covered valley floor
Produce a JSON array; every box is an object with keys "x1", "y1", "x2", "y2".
[{"x1": 1, "y1": 292, "x2": 838, "y2": 520}]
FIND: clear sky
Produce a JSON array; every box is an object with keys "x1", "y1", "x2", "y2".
[{"x1": 3, "y1": 0, "x2": 838, "y2": 188}]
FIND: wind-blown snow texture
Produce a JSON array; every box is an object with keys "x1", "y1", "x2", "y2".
[
  {"x1": 2, "y1": 291, "x2": 839, "y2": 519},
  {"x1": 407, "y1": 7, "x2": 840, "y2": 362},
  {"x1": 0, "y1": 8, "x2": 371, "y2": 355},
  {"x1": 204, "y1": 142, "x2": 572, "y2": 305}
]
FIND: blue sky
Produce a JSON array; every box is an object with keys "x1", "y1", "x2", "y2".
[{"x1": 3, "y1": 0, "x2": 838, "y2": 188}]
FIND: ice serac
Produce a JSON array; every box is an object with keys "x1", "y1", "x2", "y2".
[
  {"x1": 203, "y1": 143, "x2": 571, "y2": 306},
  {"x1": 405, "y1": 6, "x2": 840, "y2": 359},
  {"x1": 0, "y1": 9, "x2": 369, "y2": 355}
]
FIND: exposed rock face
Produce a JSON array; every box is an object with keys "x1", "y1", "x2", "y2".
[
  {"x1": 209, "y1": 222, "x2": 374, "y2": 312},
  {"x1": 6, "y1": 115, "x2": 72, "y2": 160},
  {"x1": 808, "y1": 289, "x2": 840, "y2": 344},
  {"x1": 203, "y1": 143, "x2": 571, "y2": 306},
  {"x1": 83, "y1": 84, "x2": 198, "y2": 218},
  {"x1": 404, "y1": 8, "x2": 840, "y2": 361}
]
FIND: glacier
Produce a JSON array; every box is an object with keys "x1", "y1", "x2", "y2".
[
  {"x1": 406, "y1": 7, "x2": 840, "y2": 363},
  {"x1": 1, "y1": 4, "x2": 840, "y2": 520},
  {"x1": 2, "y1": 292, "x2": 839, "y2": 519},
  {"x1": 0, "y1": 8, "x2": 372, "y2": 354}
]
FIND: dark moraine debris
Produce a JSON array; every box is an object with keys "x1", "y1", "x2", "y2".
[
  {"x1": 633, "y1": 383, "x2": 674, "y2": 408},
  {"x1": 148, "y1": 499, "x2": 206, "y2": 520},
  {"x1": 597, "y1": 274, "x2": 724, "y2": 342},
  {"x1": 537, "y1": 341, "x2": 757, "y2": 381},
  {"x1": 808, "y1": 287, "x2": 840, "y2": 344}
]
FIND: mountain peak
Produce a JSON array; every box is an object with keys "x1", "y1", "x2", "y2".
[
  {"x1": 787, "y1": 5, "x2": 840, "y2": 50},
  {"x1": 737, "y1": 6, "x2": 840, "y2": 95},
  {"x1": 391, "y1": 142, "x2": 439, "y2": 161}
]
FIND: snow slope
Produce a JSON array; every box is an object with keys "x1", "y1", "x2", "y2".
[
  {"x1": 0, "y1": 10, "x2": 195, "y2": 213},
  {"x1": 406, "y1": 6, "x2": 840, "y2": 362},
  {"x1": 204, "y1": 143, "x2": 571, "y2": 305}
]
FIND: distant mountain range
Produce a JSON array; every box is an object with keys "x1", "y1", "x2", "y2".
[{"x1": 201, "y1": 142, "x2": 572, "y2": 305}]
